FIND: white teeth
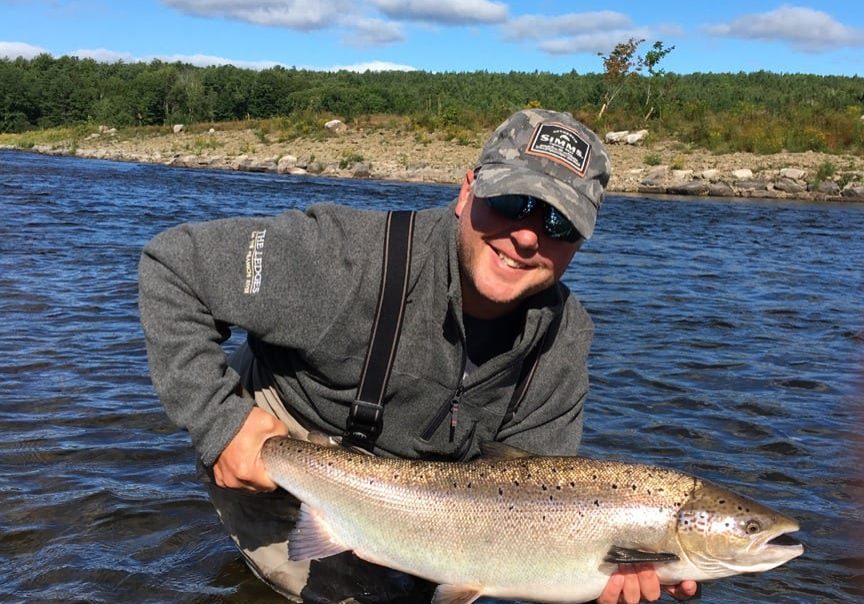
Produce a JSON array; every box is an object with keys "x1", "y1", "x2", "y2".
[{"x1": 498, "y1": 251, "x2": 526, "y2": 269}]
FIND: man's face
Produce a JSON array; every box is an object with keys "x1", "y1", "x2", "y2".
[{"x1": 455, "y1": 174, "x2": 582, "y2": 319}]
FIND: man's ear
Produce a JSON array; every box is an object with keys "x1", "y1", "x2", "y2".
[{"x1": 455, "y1": 169, "x2": 475, "y2": 217}]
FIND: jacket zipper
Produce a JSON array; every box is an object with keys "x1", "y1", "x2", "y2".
[
  {"x1": 448, "y1": 389, "x2": 462, "y2": 442},
  {"x1": 421, "y1": 386, "x2": 462, "y2": 441}
]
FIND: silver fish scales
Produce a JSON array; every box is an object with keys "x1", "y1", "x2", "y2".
[{"x1": 262, "y1": 437, "x2": 803, "y2": 604}]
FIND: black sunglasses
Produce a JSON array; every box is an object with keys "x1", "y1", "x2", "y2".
[{"x1": 484, "y1": 195, "x2": 583, "y2": 243}]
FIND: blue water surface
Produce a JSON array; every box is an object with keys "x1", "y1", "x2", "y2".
[{"x1": 0, "y1": 150, "x2": 862, "y2": 603}]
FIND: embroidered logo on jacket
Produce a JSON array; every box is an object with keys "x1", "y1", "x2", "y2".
[
  {"x1": 244, "y1": 229, "x2": 266, "y2": 294},
  {"x1": 525, "y1": 122, "x2": 591, "y2": 176}
]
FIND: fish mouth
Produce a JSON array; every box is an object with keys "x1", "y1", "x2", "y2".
[
  {"x1": 747, "y1": 526, "x2": 804, "y2": 570},
  {"x1": 766, "y1": 533, "x2": 801, "y2": 548}
]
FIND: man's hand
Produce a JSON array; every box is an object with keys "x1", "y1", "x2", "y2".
[
  {"x1": 212, "y1": 406, "x2": 290, "y2": 492},
  {"x1": 597, "y1": 565, "x2": 699, "y2": 604}
]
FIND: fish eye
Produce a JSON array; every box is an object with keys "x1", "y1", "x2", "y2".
[{"x1": 744, "y1": 520, "x2": 762, "y2": 535}]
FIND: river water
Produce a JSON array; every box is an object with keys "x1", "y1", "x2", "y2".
[{"x1": 0, "y1": 150, "x2": 862, "y2": 603}]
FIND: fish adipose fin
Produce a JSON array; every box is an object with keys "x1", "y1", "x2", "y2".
[
  {"x1": 287, "y1": 503, "x2": 350, "y2": 561},
  {"x1": 605, "y1": 545, "x2": 680, "y2": 564},
  {"x1": 431, "y1": 584, "x2": 483, "y2": 604}
]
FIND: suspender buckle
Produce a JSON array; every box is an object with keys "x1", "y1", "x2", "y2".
[{"x1": 343, "y1": 399, "x2": 384, "y2": 452}]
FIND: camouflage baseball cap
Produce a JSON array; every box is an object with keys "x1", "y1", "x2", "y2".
[{"x1": 473, "y1": 109, "x2": 611, "y2": 239}]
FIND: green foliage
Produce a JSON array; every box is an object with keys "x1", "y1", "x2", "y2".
[
  {"x1": 815, "y1": 160, "x2": 836, "y2": 182},
  {"x1": 339, "y1": 150, "x2": 365, "y2": 169},
  {"x1": 644, "y1": 153, "x2": 662, "y2": 166},
  {"x1": 1, "y1": 55, "x2": 863, "y2": 157}
]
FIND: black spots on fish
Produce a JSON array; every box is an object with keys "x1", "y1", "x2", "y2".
[
  {"x1": 592, "y1": 473, "x2": 598, "y2": 481},
  {"x1": 541, "y1": 484, "x2": 548, "y2": 491},
  {"x1": 569, "y1": 481, "x2": 576, "y2": 488},
  {"x1": 611, "y1": 484, "x2": 618, "y2": 490},
  {"x1": 631, "y1": 484, "x2": 637, "y2": 491},
  {"x1": 392, "y1": 473, "x2": 400, "y2": 480},
  {"x1": 556, "y1": 485, "x2": 562, "y2": 491},
  {"x1": 513, "y1": 479, "x2": 520, "y2": 487},
  {"x1": 498, "y1": 487, "x2": 504, "y2": 497},
  {"x1": 594, "y1": 499, "x2": 601, "y2": 507},
  {"x1": 718, "y1": 498, "x2": 726, "y2": 505}
]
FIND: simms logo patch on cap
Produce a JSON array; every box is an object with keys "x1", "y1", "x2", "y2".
[{"x1": 525, "y1": 122, "x2": 591, "y2": 176}]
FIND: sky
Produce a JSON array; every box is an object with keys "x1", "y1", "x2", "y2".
[{"x1": 1, "y1": 1, "x2": 863, "y2": 76}]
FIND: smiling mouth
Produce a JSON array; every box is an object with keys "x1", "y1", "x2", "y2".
[{"x1": 497, "y1": 250, "x2": 528, "y2": 269}]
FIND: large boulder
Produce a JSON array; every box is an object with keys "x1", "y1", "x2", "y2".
[{"x1": 325, "y1": 119, "x2": 347, "y2": 133}]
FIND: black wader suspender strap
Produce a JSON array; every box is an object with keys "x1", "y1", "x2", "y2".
[{"x1": 343, "y1": 211, "x2": 415, "y2": 451}]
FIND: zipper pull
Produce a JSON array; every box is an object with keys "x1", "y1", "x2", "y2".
[{"x1": 449, "y1": 401, "x2": 459, "y2": 442}]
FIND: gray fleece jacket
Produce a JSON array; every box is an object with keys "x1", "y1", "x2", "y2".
[{"x1": 138, "y1": 202, "x2": 593, "y2": 466}]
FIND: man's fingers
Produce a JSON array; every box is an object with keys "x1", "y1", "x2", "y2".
[
  {"x1": 595, "y1": 572, "x2": 625, "y2": 604},
  {"x1": 664, "y1": 581, "x2": 701, "y2": 601},
  {"x1": 635, "y1": 565, "x2": 661, "y2": 601}
]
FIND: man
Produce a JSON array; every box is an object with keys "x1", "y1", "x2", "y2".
[{"x1": 139, "y1": 109, "x2": 697, "y2": 603}]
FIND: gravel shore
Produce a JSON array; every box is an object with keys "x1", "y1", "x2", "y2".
[{"x1": 8, "y1": 122, "x2": 864, "y2": 201}]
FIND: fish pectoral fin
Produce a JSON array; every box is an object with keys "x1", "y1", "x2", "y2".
[
  {"x1": 604, "y1": 545, "x2": 680, "y2": 564},
  {"x1": 431, "y1": 584, "x2": 483, "y2": 604},
  {"x1": 287, "y1": 503, "x2": 350, "y2": 561}
]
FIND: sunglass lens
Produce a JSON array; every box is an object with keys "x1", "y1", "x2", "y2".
[
  {"x1": 545, "y1": 207, "x2": 582, "y2": 243},
  {"x1": 486, "y1": 195, "x2": 533, "y2": 219}
]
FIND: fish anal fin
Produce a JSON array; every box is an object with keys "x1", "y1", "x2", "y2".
[
  {"x1": 431, "y1": 584, "x2": 483, "y2": 604},
  {"x1": 605, "y1": 545, "x2": 680, "y2": 564},
  {"x1": 287, "y1": 503, "x2": 350, "y2": 561},
  {"x1": 478, "y1": 441, "x2": 535, "y2": 460}
]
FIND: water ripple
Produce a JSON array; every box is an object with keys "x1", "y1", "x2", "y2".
[{"x1": 2, "y1": 151, "x2": 863, "y2": 602}]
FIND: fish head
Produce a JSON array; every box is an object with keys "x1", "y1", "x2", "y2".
[{"x1": 674, "y1": 480, "x2": 803, "y2": 580}]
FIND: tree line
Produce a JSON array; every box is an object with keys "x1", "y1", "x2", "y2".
[{"x1": 2, "y1": 53, "x2": 863, "y2": 154}]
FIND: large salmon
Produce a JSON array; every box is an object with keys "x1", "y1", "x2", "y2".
[{"x1": 261, "y1": 437, "x2": 803, "y2": 603}]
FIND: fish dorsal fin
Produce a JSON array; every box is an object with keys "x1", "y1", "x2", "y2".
[
  {"x1": 287, "y1": 503, "x2": 350, "y2": 561},
  {"x1": 431, "y1": 584, "x2": 483, "y2": 604},
  {"x1": 478, "y1": 441, "x2": 535, "y2": 460},
  {"x1": 604, "y1": 545, "x2": 680, "y2": 564}
]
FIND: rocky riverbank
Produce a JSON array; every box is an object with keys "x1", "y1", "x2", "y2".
[{"x1": 5, "y1": 121, "x2": 864, "y2": 201}]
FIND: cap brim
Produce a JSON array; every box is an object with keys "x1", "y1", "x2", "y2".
[{"x1": 474, "y1": 164, "x2": 600, "y2": 239}]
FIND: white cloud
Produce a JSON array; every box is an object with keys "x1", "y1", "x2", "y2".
[
  {"x1": 161, "y1": 0, "x2": 355, "y2": 30},
  {"x1": 344, "y1": 18, "x2": 405, "y2": 47},
  {"x1": 329, "y1": 60, "x2": 416, "y2": 72},
  {"x1": 502, "y1": 12, "x2": 673, "y2": 57},
  {"x1": 537, "y1": 31, "x2": 654, "y2": 56},
  {"x1": 3, "y1": 42, "x2": 414, "y2": 71},
  {"x1": 67, "y1": 47, "x2": 137, "y2": 62},
  {"x1": 0, "y1": 41, "x2": 50, "y2": 59},
  {"x1": 503, "y1": 11, "x2": 633, "y2": 41},
  {"x1": 371, "y1": 0, "x2": 507, "y2": 24},
  {"x1": 704, "y1": 6, "x2": 864, "y2": 52}
]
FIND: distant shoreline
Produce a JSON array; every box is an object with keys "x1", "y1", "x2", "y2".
[{"x1": 3, "y1": 122, "x2": 864, "y2": 202}]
